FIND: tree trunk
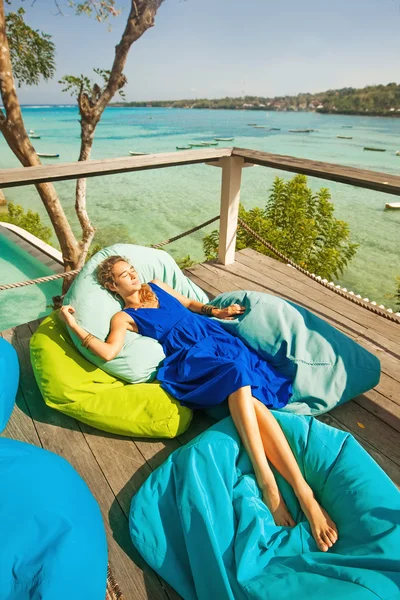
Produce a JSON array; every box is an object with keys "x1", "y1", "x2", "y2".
[
  {"x1": 1, "y1": 0, "x2": 166, "y2": 293},
  {"x1": 74, "y1": 118, "x2": 97, "y2": 270},
  {"x1": 72, "y1": 0, "x2": 166, "y2": 269},
  {"x1": 0, "y1": 0, "x2": 80, "y2": 273}
]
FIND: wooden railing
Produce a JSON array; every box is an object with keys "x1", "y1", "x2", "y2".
[{"x1": 1, "y1": 147, "x2": 400, "y2": 266}]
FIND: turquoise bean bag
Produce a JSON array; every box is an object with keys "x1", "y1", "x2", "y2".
[
  {"x1": 209, "y1": 291, "x2": 380, "y2": 416},
  {"x1": 130, "y1": 415, "x2": 400, "y2": 600},
  {"x1": 0, "y1": 338, "x2": 19, "y2": 433},
  {"x1": 0, "y1": 438, "x2": 108, "y2": 599}
]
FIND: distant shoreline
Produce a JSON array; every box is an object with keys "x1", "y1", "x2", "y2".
[{"x1": 109, "y1": 104, "x2": 400, "y2": 118}]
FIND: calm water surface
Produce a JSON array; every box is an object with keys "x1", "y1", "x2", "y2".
[{"x1": 0, "y1": 106, "x2": 399, "y2": 307}]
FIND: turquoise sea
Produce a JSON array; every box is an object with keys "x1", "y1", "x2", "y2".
[{"x1": 0, "y1": 106, "x2": 399, "y2": 307}]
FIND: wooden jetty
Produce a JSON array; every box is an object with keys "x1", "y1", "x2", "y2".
[
  {"x1": 2, "y1": 248, "x2": 399, "y2": 599},
  {"x1": 1, "y1": 146, "x2": 400, "y2": 598}
]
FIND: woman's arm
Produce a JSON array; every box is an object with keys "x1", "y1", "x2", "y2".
[
  {"x1": 152, "y1": 280, "x2": 245, "y2": 320},
  {"x1": 60, "y1": 306, "x2": 133, "y2": 361}
]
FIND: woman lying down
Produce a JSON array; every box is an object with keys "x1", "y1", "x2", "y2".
[{"x1": 60, "y1": 255, "x2": 338, "y2": 552}]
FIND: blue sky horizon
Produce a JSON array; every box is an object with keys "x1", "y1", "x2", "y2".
[{"x1": 6, "y1": 0, "x2": 400, "y2": 105}]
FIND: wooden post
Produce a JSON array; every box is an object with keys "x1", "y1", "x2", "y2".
[{"x1": 218, "y1": 156, "x2": 244, "y2": 265}]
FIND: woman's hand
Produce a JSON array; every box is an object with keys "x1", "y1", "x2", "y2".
[
  {"x1": 59, "y1": 304, "x2": 77, "y2": 328},
  {"x1": 215, "y1": 304, "x2": 246, "y2": 320}
]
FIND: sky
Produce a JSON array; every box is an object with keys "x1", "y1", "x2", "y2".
[{"x1": 8, "y1": 0, "x2": 400, "y2": 104}]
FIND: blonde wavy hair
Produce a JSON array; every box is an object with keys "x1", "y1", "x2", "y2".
[{"x1": 97, "y1": 255, "x2": 157, "y2": 304}]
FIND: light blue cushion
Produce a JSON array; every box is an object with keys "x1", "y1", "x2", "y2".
[
  {"x1": 0, "y1": 338, "x2": 19, "y2": 433},
  {"x1": 0, "y1": 437, "x2": 107, "y2": 599},
  {"x1": 64, "y1": 244, "x2": 208, "y2": 383},
  {"x1": 129, "y1": 414, "x2": 400, "y2": 600},
  {"x1": 209, "y1": 291, "x2": 380, "y2": 415}
]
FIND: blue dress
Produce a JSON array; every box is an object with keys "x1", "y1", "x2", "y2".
[{"x1": 123, "y1": 282, "x2": 292, "y2": 410}]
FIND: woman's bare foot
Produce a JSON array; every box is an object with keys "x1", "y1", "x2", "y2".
[
  {"x1": 298, "y1": 487, "x2": 338, "y2": 552},
  {"x1": 262, "y1": 484, "x2": 296, "y2": 527}
]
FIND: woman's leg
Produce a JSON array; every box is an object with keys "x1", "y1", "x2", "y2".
[
  {"x1": 228, "y1": 386, "x2": 295, "y2": 527},
  {"x1": 252, "y1": 398, "x2": 338, "y2": 552}
]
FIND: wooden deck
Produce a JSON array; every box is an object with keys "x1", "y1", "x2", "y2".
[{"x1": 1, "y1": 248, "x2": 400, "y2": 599}]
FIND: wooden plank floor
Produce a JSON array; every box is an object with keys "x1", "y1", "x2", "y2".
[{"x1": 1, "y1": 248, "x2": 400, "y2": 599}]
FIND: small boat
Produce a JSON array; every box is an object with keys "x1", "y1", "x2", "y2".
[
  {"x1": 337, "y1": 135, "x2": 352, "y2": 139},
  {"x1": 189, "y1": 143, "x2": 204, "y2": 147},
  {"x1": 247, "y1": 123, "x2": 257, "y2": 126},
  {"x1": 29, "y1": 134, "x2": 41, "y2": 139},
  {"x1": 200, "y1": 141, "x2": 218, "y2": 146},
  {"x1": 289, "y1": 129, "x2": 312, "y2": 133},
  {"x1": 385, "y1": 202, "x2": 400, "y2": 210},
  {"x1": 253, "y1": 125, "x2": 266, "y2": 129},
  {"x1": 270, "y1": 128, "x2": 281, "y2": 131},
  {"x1": 37, "y1": 153, "x2": 59, "y2": 158},
  {"x1": 214, "y1": 137, "x2": 234, "y2": 142},
  {"x1": 364, "y1": 147, "x2": 386, "y2": 152},
  {"x1": 341, "y1": 125, "x2": 353, "y2": 129},
  {"x1": 395, "y1": 150, "x2": 400, "y2": 156},
  {"x1": 176, "y1": 146, "x2": 192, "y2": 150},
  {"x1": 129, "y1": 151, "x2": 148, "y2": 156}
]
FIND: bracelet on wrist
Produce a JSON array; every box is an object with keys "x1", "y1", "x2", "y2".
[
  {"x1": 81, "y1": 333, "x2": 94, "y2": 349},
  {"x1": 201, "y1": 304, "x2": 214, "y2": 316}
]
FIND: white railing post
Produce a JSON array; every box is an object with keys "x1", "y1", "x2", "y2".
[{"x1": 218, "y1": 156, "x2": 244, "y2": 265}]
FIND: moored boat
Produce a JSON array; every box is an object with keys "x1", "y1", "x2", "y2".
[
  {"x1": 337, "y1": 135, "x2": 352, "y2": 139},
  {"x1": 176, "y1": 146, "x2": 192, "y2": 150},
  {"x1": 289, "y1": 129, "x2": 312, "y2": 133},
  {"x1": 214, "y1": 137, "x2": 234, "y2": 141},
  {"x1": 395, "y1": 150, "x2": 400, "y2": 156},
  {"x1": 29, "y1": 134, "x2": 41, "y2": 139},
  {"x1": 200, "y1": 141, "x2": 218, "y2": 146},
  {"x1": 253, "y1": 125, "x2": 266, "y2": 129},
  {"x1": 188, "y1": 143, "x2": 204, "y2": 147},
  {"x1": 270, "y1": 127, "x2": 281, "y2": 131},
  {"x1": 37, "y1": 153, "x2": 59, "y2": 158},
  {"x1": 385, "y1": 202, "x2": 400, "y2": 210},
  {"x1": 364, "y1": 147, "x2": 386, "y2": 152},
  {"x1": 129, "y1": 151, "x2": 148, "y2": 156}
]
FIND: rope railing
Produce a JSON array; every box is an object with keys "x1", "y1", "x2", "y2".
[
  {"x1": 0, "y1": 269, "x2": 80, "y2": 292},
  {"x1": 0, "y1": 216, "x2": 220, "y2": 292},
  {"x1": 1, "y1": 214, "x2": 399, "y2": 325},
  {"x1": 237, "y1": 217, "x2": 400, "y2": 325}
]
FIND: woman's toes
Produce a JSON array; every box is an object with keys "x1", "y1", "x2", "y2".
[
  {"x1": 318, "y1": 538, "x2": 329, "y2": 552},
  {"x1": 327, "y1": 529, "x2": 338, "y2": 545},
  {"x1": 322, "y1": 532, "x2": 333, "y2": 548}
]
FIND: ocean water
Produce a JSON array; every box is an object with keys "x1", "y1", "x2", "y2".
[{"x1": 0, "y1": 106, "x2": 399, "y2": 307}]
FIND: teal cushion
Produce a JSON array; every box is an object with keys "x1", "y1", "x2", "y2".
[
  {"x1": 209, "y1": 291, "x2": 380, "y2": 415},
  {"x1": 0, "y1": 338, "x2": 19, "y2": 433},
  {"x1": 129, "y1": 414, "x2": 400, "y2": 600},
  {"x1": 64, "y1": 244, "x2": 208, "y2": 383},
  {"x1": 0, "y1": 437, "x2": 107, "y2": 598}
]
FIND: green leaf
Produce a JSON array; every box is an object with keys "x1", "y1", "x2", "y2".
[
  {"x1": 6, "y1": 9, "x2": 56, "y2": 87},
  {"x1": 203, "y1": 174, "x2": 358, "y2": 280}
]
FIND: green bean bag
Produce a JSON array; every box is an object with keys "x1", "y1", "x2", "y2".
[
  {"x1": 30, "y1": 311, "x2": 192, "y2": 438},
  {"x1": 64, "y1": 244, "x2": 208, "y2": 384}
]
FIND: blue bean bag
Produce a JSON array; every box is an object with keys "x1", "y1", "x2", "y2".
[
  {"x1": 0, "y1": 438, "x2": 108, "y2": 599},
  {"x1": 0, "y1": 338, "x2": 19, "y2": 433},
  {"x1": 129, "y1": 414, "x2": 400, "y2": 600}
]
